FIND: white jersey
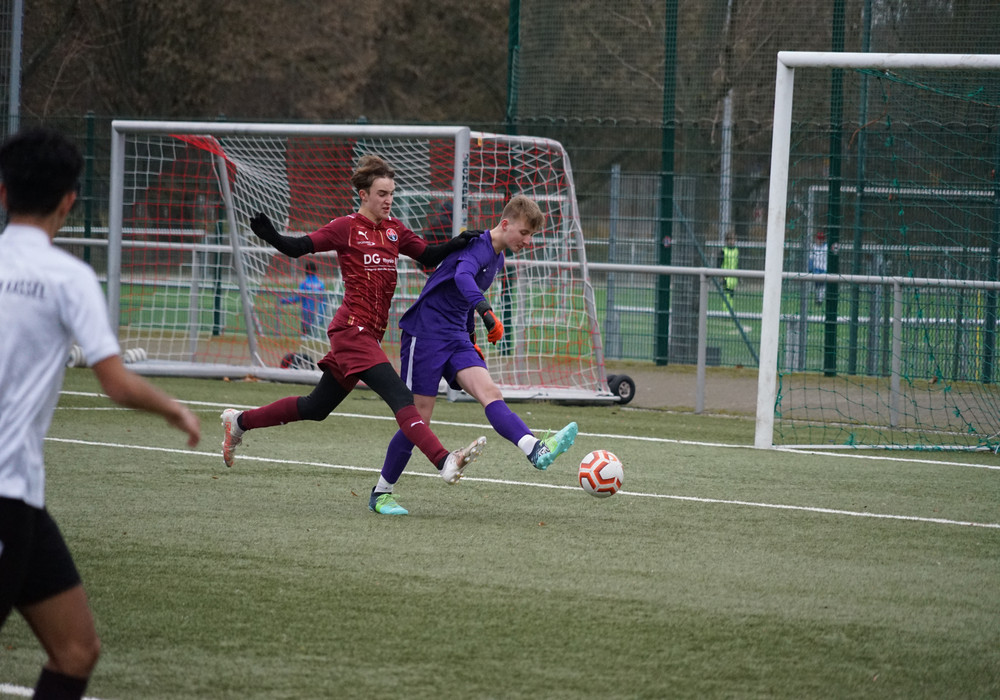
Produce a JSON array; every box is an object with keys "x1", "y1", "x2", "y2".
[{"x1": 0, "y1": 224, "x2": 120, "y2": 508}]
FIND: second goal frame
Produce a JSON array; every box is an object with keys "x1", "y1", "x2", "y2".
[{"x1": 755, "y1": 51, "x2": 1000, "y2": 449}]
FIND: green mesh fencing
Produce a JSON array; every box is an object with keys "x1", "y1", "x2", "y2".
[{"x1": 509, "y1": 2, "x2": 1000, "y2": 374}]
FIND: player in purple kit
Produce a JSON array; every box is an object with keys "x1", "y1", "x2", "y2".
[
  {"x1": 369, "y1": 194, "x2": 578, "y2": 515},
  {"x1": 220, "y1": 155, "x2": 485, "y2": 483}
]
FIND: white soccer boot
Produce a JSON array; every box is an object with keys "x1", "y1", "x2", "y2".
[
  {"x1": 220, "y1": 408, "x2": 245, "y2": 468},
  {"x1": 439, "y1": 436, "x2": 487, "y2": 484}
]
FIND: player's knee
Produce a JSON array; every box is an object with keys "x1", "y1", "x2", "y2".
[
  {"x1": 297, "y1": 396, "x2": 333, "y2": 421},
  {"x1": 475, "y1": 385, "x2": 504, "y2": 405},
  {"x1": 50, "y1": 633, "x2": 101, "y2": 677}
]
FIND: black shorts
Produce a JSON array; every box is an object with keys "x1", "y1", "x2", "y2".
[{"x1": 0, "y1": 497, "x2": 81, "y2": 627}]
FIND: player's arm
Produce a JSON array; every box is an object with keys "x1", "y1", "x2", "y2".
[
  {"x1": 452, "y1": 253, "x2": 504, "y2": 345},
  {"x1": 91, "y1": 355, "x2": 201, "y2": 447},
  {"x1": 415, "y1": 230, "x2": 480, "y2": 268},
  {"x1": 249, "y1": 213, "x2": 314, "y2": 258}
]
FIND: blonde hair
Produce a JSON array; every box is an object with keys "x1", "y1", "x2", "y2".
[
  {"x1": 501, "y1": 194, "x2": 544, "y2": 232},
  {"x1": 351, "y1": 155, "x2": 395, "y2": 192}
]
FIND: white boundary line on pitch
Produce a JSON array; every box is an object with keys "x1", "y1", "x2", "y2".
[
  {"x1": 0, "y1": 682, "x2": 103, "y2": 699},
  {"x1": 59, "y1": 391, "x2": 1000, "y2": 472},
  {"x1": 43, "y1": 436, "x2": 1000, "y2": 530}
]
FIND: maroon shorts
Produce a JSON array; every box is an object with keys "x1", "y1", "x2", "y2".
[{"x1": 318, "y1": 325, "x2": 390, "y2": 390}]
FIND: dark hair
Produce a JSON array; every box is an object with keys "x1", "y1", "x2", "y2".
[
  {"x1": 350, "y1": 154, "x2": 394, "y2": 192},
  {"x1": 304, "y1": 260, "x2": 317, "y2": 275},
  {"x1": 0, "y1": 128, "x2": 83, "y2": 216}
]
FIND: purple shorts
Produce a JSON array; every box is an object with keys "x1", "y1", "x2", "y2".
[{"x1": 399, "y1": 331, "x2": 487, "y2": 396}]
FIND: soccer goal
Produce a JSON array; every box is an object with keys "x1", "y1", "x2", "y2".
[
  {"x1": 107, "y1": 120, "x2": 615, "y2": 402},
  {"x1": 756, "y1": 52, "x2": 1000, "y2": 450}
]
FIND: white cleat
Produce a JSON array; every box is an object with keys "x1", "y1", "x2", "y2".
[
  {"x1": 220, "y1": 409, "x2": 244, "y2": 468},
  {"x1": 440, "y1": 436, "x2": 487, "y2": 484}
]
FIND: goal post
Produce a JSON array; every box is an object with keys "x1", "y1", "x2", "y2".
[
  {"x1": 107, "y1": 120, "x2": 615, "y2": 401},
  {"x1": 756, "y1": 52, "x2": 1000, "y2": 450}
]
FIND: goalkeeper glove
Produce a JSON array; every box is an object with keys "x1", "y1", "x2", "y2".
[
  {"x1": 470, "y1": 331, "x2": 485, "y2": 361},
  {"x1": 248, "y1": 213, "x2": 314, "y2": 258},
  {"x1": 476, "y1": 300, "x2": 504, "y2": 345},
  {"x1": 250, "y1": 212, "x2": 279, "y2": 244}
]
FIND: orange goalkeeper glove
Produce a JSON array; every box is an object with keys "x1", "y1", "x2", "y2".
[
  {"x1": 476, "y1": 301, "x2": 504, "y2": 345},
  {"x1": 470, "y1": 332, "x2": 486, "y2": 361}
]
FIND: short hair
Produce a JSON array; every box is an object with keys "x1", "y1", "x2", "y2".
[
  {"x1": 351, "y1": 155, "x2": 394, "y2": 193},
  {"x1": 0, "y1": 128, "x2": 83, "y2": 216},
  {"x1": 304, "y1": 260, "x2": 318, "y2": 275},
  {"x1": 501, "y1": 194, "x2": 544, "y2": 232}
]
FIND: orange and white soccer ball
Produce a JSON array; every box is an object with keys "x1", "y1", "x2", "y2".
[{"x1": 578, "y1": 449, "x2": 623, "y2": 498}]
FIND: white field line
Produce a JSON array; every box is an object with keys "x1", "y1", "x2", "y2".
[
  {"x1": 0, "y1": 682, "x2": 102, "y2": 699},
  {"x1": 43, "y1": 436, "x2": 1000, "y2": 531},
  {"x1": 59, "y1": 391, "x2": 1000, "y2": 472}
]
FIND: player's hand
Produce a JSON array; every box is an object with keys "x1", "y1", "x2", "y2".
[
  {"x1": 476, "y1": 301, "x2": 504, "y2": 345},
  {"x1": 470, "y1": 331, "x2": 486, "y2": 361},
  {"x1": 249, "y1": 212, "x2": 279, "y2": 244},
  {"x1": 458, "y1": 230, "x2": 480, "y2": 243},
  {"x1": 169, "y1": 403, "x2": 201, "y2": 448}
]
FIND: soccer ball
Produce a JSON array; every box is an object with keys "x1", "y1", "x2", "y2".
[{"x1": 578, "y1": 449, "x2": 623, "y2": 498}]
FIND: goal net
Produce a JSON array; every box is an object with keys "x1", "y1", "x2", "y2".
[
  {"x1": 107, "y1": 121, "x2": 613, "y2": 401},
  {"x1": 756, "y1": 53, "x2": 1000, "y2": 450}
]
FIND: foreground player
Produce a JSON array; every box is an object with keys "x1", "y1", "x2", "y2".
[
  {"x1": 221, "y1": 155, "x2": 486, "y2": 481},
  {"x1": 0, "y1": 128, "x2": 201, "y2": 700},
  {"x1": 369, "y1": 195, "x2": 578, "y2": 515}
]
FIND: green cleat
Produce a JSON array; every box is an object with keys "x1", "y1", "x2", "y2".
[
  {"x1": 369, "y1": 491, "x2": 408, "y2": 515},
  {"x1": 529, "y1": 421, "x2": 578, "y2": 470}
]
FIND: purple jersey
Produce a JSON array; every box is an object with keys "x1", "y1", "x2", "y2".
[{"x1": 399, "y1": 230, "x2": 501, "y2": 340}]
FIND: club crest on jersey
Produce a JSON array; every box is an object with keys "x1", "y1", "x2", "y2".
[{"x1": 386, "y1": 228, "x2": 398, "y2": 242}]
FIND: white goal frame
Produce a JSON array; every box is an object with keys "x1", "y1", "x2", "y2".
[
  {"x1": 755, "y1": 52, "x2": 1000, "y2": 449},
  {"x1": 107, "y1": 120, "x2": 615, "y2": 401}
]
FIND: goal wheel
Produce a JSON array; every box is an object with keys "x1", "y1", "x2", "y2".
[{"x1": 609, "y1": 374, "x2": 635, "y2": 405}]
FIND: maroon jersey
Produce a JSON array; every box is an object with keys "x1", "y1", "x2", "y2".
[{"x1": 308, "y1": 213, "x2": 427, "y2": 339}]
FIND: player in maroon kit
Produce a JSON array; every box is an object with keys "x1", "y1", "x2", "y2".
[{"x1": 220, "y1": 155, "x2": 485, "y2": 482}]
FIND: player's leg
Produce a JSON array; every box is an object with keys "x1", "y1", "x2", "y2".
[
  {"x1": 359, "y1": 362, "x2": 485, "y2": 484},
  {"x1": 370, "y1": 393, "x2": 436, "y2": 515},
  {"x1": 370, "y1": 333, "x2": 447, "y2": 513},
  {"x1": 21, "y1": 586, "x2": 99, "y2": 699},
  {"x1": 454, "y1": 362, "x2": 577, "y2": 471},
  {"x1": 14, "y1": 508, "x2": 100, "y2": 700},
  {"x1": 220, "y1": 370, "x2": 351, "y2": 467}
]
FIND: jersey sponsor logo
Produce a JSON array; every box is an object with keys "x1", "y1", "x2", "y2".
[
  {"x1": 386, "y1": 228, "x2": 398, "y2": 242},
  {"x1": 363, "y1": 252, "x2": 397, "y2": 268}
]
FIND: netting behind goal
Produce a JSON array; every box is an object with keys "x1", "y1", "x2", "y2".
[
  {"x1": 757, "y1": 53, "x2": 1000, "y2": 450},
  {"x1": 108, "y1": 121, "x2": 612, "y2": 401}
]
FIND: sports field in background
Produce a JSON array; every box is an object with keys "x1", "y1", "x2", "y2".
[{"x1": 1, "y1": 370, "x2": 998, "y2": 699}]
